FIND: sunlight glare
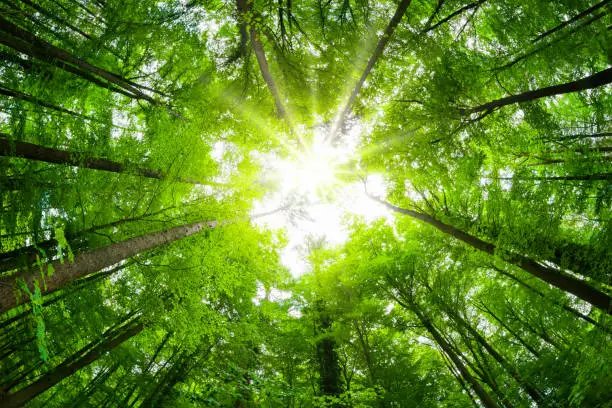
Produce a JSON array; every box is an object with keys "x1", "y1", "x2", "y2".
[{"x1": 277, "y1": 131, "x2": 341, "y2": 196}]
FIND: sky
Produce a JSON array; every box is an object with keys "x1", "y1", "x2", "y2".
[{"x1": 251, "y1": 125, "x2": 394, "y2": 277}]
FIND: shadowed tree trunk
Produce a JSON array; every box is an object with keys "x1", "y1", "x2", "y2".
[
  {"x1": 0, "y1": 220, "x2": 215, "y2": 313},
  {"x1": 422, "y1": 0, "x2": 487, "y2": 33},
  {"x1": 396, "y1": 296, "x2": 500, "y2": 408},
  {"x1": 491, "y1": 266, "x2": 609, "y2": 333},
  {"x1": 328, "y1": 0, "x2": 412, "y2": 141},
  {"x1": 0, "y1": 206, "x2": 175, "y2": 273},
  {"x1": 462, "y1": 68, "x2": 612, "y2": 115},
  {"x1": 236, "y1": 0, "x2": 289, "y2": 119},
  {"x1": 0, "y1": 316, "x2": 143, "y2": 408},
  {"x1": 532, "y1": 0, "x2": 611, "y2": 43},
  {"x1": 435, "y1": 296, "x2": 544, "y2": 406},
  {"x1": 0, "y1": 137, "x2": 222, "y2": 186},
  {"x1": 314, "y1": 303, "x2": 342, "y2": 400},
  {"x1": 368, "y1": 195, "x2": 611, "y2": 313},
  {"x1": 0, "y1": 15, "x2": 155, "y2": 102}
]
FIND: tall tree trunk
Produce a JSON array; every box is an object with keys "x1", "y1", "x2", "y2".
[
  {"x1": 460, "y1": 68, "x2": 612, "y2": 115},
  {"x1": 0, "y1": 317, "x2": 143, "y2": 408},
  {"x1": 422, "y1": 0, "x2": 486, "y2": 33},
  {"x1": 368, "y1": 195, "x2": 612, "y2": 313},
  {"x1": 476, "y1": 302, "x2": 540, "y2": 358},
  {"x1": 438, "y1": 301, "x2": 544, "y2": 405},
  {"x1": 0, "y1": 206, "x2": 174, "y2": 273},
  {"x1": 496, "y1": 12, "x2": 606, "y2": 72},
  {"x1": 0, "y1": 137, "x2": 221, "y2": 187},
  {"x1": 532, "y1": 0, "x2": 611, "y2": 43},
  {"x1": 315, "y1": 307, "x2": 342, "y2": 398},
  {"x1": 0, "y1": 220, "x2": 214, "y2": 313},
  {"x1": 406, "y1": 302, "x2": 501, "y2": 408},
  {"x1": 491, "y1": 266, "x2": 609, "y2": 333},
  {"x1": 0, "y1": 86, "x2": 100, "y2": 121},
  {"x1": 236, "y1": 0, "x2": 291, "y2": 123},
  {"x1": 328, "y1": 0, "x2": 412, "y2": 141},
  {"x1": 0, "y1": 15, "x2": 155, "y2": 103},
  {"x1": 0, "y1": 262, "x2": 130, "y2": 331}
]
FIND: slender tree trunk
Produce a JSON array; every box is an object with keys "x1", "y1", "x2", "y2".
[
  {"x1": 236, "y1": 0, "x2": 290, "y2": 121},
  {"x1": 0, "y1": 262, "x2": 130, "y2": 330},
  {"x1": 328, "y1": 0, "x2": 412, "y2": 141},
  {"x1": 492, "y1": 266, "x2": 610, "y2": 333},
  {"x1": 532, "y1": 0, "x2": 611, "y2": 43},
  {"x1": 368, "y1": 195, "x2": 612, "y2": 313},
  {"x1": 0, "y1": 221, "x2": 213, "y2": 313},
  {"x1": 0, "y1": 86, "x2": 99, "y2": 121},
  {"x1": 0, "y1": 15, "x2": 155, "y2": 103},
  {"x1": 496, "y1": 12, "x2": 606, "y2": 72},
  {"x1": 408, "y1": 303, "x2": 501, "y2": 408},
  {"x1": 120, "y1": 332, "x2": 172, "y2": 407},
  {"x1": 0, "y1": 137, "x2": 221, "y2": 187},
  {"x1": 15, "y1": 0, "x2": 93, "y2": 39},
  {"x1": 497, "y1": 173, "x2": 612, "y2": 181},
  {"x1": 441, "y1": 304, "x2": 544, "y2": 405},
  {"x1": 460, "y1": 68, "x2": 612, "y2": 115},
  {"x1": 0, "y1": 318, "x2": 143, "y2": 408},
  {"x1": 422, "y1": 0, "x2": 486, "y2": 33},
  {"x1": 476, "y1": 302, "x2": 540, "y2": 358}
]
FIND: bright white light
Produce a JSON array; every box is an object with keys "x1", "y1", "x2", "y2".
[
  {"x1": 253, "y1": 123, "x2": 394, "y2": 278},
  {"x1": 276, "y1": 133, "x2": 340, "y2": 196}
]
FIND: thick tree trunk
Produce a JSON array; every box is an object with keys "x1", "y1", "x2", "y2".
[
  {"x1": 328, "y1": 0, "x2": 412, "y2": 141},
  {"x1": 0, "y1": 207, "x2": 174, "y2": 273},
  {"x1": 0, "y1": 137, "x2": 219, "y2": 186},
  {"x1": 461, "y1": 68, "x2": 612, "y2": 115},
  {"x1": 369, "y1": 195, "x2": 612, "y2": 313},
  {"x1": 315, "y1": 310, "x2": 342, "y2": 398},
  {"x1": 0, "y1": 318, "x2": 143, "y2": 408},
  {"x1": 0, "y1": 221, "x2": 212, "y2": 313}
]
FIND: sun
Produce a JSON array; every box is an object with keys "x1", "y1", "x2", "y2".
[{"x1": 277, "y1": 132, "x2": 340, "y2": 196}]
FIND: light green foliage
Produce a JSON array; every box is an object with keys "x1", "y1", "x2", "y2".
[{"x1": 0, "y1": 0, "x2": 610, "y2": 407}]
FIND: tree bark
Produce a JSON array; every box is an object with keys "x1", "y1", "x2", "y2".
[
  {"x1": 440, "y1": 303, "x2": 544, "y2": 405},
  {"x1": 316, "y1": 312, "x2": 342, "y2": 398},
  {"x1": 328, "y1": 0, "x2": 412, "y2": 142},
  {"x1": 422, "y1": 0, "x2": 486, "y2": 33},
  {"x1": 532, "y1": 0, "x2": 611, "y2": 43},
  {"x1": 460, "y1": 68, "x2": 612, "y2": 115},
  {"x1": 492, "y1": 266, "x2": 610, "y2": 333},
  {"x1": 368, "y1": 195, "x2": 612, "y2": 313},
  {"x1": 0, "y1": 137, "x2": 221, "y2": 187},
  {"x1": 0, "y1": 86, "x2": 100, "y2": 121},
  {"x1": 0, "y1": 263, "x2": 129, "y2": 331},
  {"x1": 236, "y1": 0, "x2": 289, "y2": 119},
  {"x1": 408, "y1": 303, "x2": 501, "y2": 408},
  {"x1": 0, "y1": 221, "x2": 213, "y2": 313},
  {"x1": 0, "y1": 206, "x2": 174, "y2": 273},
  {"x1": 0, "y1": 15, "x2": 156, "y2": 103},
  {"x1": 476, "y1": 302, "x2": 540, "y2": 358},
  {"x1": 0, "y1": 318, "x2": 143, "y2": 408}
]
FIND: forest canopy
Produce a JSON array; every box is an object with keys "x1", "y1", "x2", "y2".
[{"x1": 0, "y1": 0, "x2": 610, "y2": 407}]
